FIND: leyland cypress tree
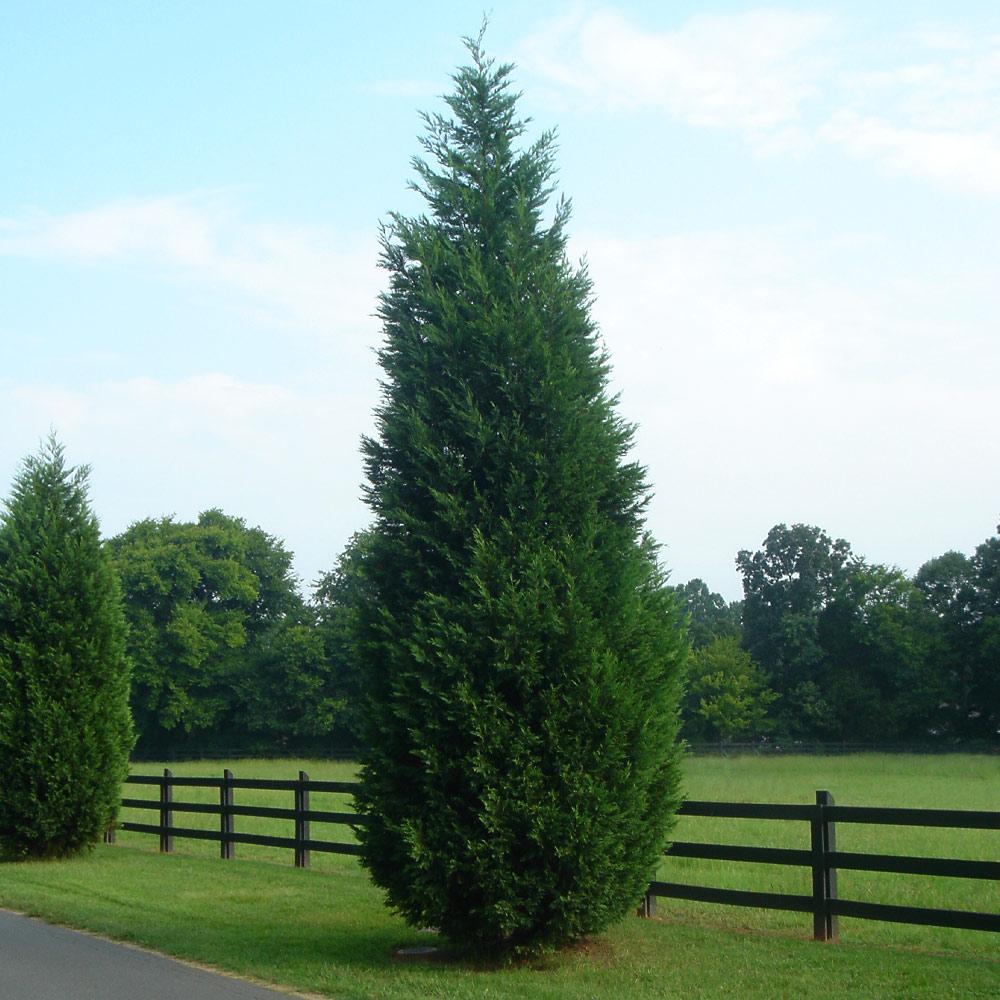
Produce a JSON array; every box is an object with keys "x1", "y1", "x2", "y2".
[
  {"x1": 354, "y1": 35, "x2": 685, "y2": 954},
  {"x1": 0, "y1": 438, "x2": 133, "y2": 858}
]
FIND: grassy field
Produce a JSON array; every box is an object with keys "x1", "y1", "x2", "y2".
[{"x1": 1, "y1": 754, "x2": 997, "y2": 998}]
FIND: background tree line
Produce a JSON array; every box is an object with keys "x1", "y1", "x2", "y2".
[
  {"x1": 675, "y1": 522, "x2": 999, "y2": 745},
  {"x1": 106, "y1": 511, "x2": 368, "y2": 756},
  {"x1": 101, "y1": 507, "x2": 998, "y2": 755}
]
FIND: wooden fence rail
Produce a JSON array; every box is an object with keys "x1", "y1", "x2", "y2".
[
  {"x1": 108, "y1": 769, "x2": 366, "y2": 861},
  {"x1": 107, "y1": 774, "x2": 999, "y2": 941}
]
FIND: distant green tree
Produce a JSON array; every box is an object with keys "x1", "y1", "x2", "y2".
[
  {"x1": 736, "y1": 525, "x2": 945, "y2": 741},
  {"x1": 737, "y1": 524, "x2": 853, "y2": 689},
  {"x1": 913, "y1": 551, "x2": 974, "y2": 736},
  {"x1": 238, "y1": 529, "x2": 382, "y2": 750},
  {"x1": 107, "y1": 510, "x2": 304, "y2": 750},
  {"x1": 915, "y1": 531, "x2": 1000, "y2": 741},
  {"x1": 0, "y1": 438, "x2": 133, "y2": 858},
  {"x1": 235, "y1": 614, "x2": 347, "y2": 748},
  {"x1": 915, "y1": 551, "x2": 977, "y2": 627},
  {"x1": 682, "y1": 636, "x2": 777, "y2": 743},
  {"x1": 737, "y1": 524, "x2": 854, "y2": 735},
  {"x1": 968, "y1": 524, "x2": 1000, "y2": 739},
  {"x1": 819, "y1": 563, "x2": 938, "y2": 740},
  {"x1": 354, "y1": 36, "x2": 685, "y2": 955},
  {"x1": 784, "y1": 680, "x2": 837, "y2": 738},
  {"x1": 670, "y1": 578, "x2": 741, "y2": 648},
  {"x1": 310, "y1": 530, "x2": 374, "y2": 748}
]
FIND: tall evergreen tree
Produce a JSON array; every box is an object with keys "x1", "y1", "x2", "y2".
[
  {"x1": 354, "y1": 35, "x2": 685, "y2": 954},
  {"x1": 0, "y1": 438, "x2": 133, "y2": 858}
]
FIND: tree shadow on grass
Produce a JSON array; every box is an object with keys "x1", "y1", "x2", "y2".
[{"x1": 203, "y1": 914, "x2": 620, "y2": 983}]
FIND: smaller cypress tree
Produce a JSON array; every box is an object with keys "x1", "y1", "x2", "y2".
[{"x1": 0, "y1": 437, "x2": 134, "y2": 859}]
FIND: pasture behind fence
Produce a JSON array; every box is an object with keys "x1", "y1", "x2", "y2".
[
  {"x1": 108, "y1": 771, "x2": 1000, "y2": 941},
  {"x1": 648, "y1": 791, "x2": 1000, "y2": 939}
]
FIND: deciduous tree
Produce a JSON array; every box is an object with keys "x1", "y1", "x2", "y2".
[
  {"x1": 669, "y1": 578, "x2": 741, "y2": 649},
  {"x1": 737, "y1": 523, "x2": 853, "y2": 734},
  {"x1": 682, "y1": 636, "x2": 777, "y2": 743},
  {"x1": 310, "y1": 530, "x2": 375, "y2": 748},
  {"x1": 969, "y1": 524, "x2": 1000, "y2": 739},
  {"x1": 108, "y1": 510, "x2": 304, "y2": 751},
  {"x1": 819, "y1": 563, "x2": 937, "y2": 740}
]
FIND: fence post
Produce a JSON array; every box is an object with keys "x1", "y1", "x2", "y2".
[
  {"x1": 636, "y1": 889, "x2": 657, "y2": 919},
  {"x1": 160, "y1": 767, "x2": 174, "y2": 854},
  {"x1": 810, "y1": 789, "x2": 838, "y2": 941},
  {"x1": 818, "y1": 789, "x2": 838, "y2": 941},
  {"x1": 295, "y1": 770, "x2": 310, "y2": 869},
  {"x1": 220, "y1": 768, "x2": 235, "y2": 860}
]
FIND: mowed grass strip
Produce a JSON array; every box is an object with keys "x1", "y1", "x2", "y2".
[{"x1": 1, "y1": 844, "x2": 998, "y2": 1000}]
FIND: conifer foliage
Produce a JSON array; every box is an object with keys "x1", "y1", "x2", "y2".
[
  {"x1": 354, "y1": 36, "x2": 686, "y2": 953},
  {"x1": 0, "y1": 438, "x2": 133, "y2": 858}
]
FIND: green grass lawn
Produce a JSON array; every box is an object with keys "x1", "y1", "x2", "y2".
[
  {"x1": 1, "y1": 754, "x2": 997, "y2": 999},
  {"x1": 657, "y1": 753, "x2": 1000, "y2": 955}
]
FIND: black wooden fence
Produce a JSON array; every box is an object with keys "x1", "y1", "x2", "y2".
[
  {"x1": 108, "y1": 769, "x2": 364, "y2": 867},
  {"x1": 646, "y1": 790, "x2": 1000, "y2": 940},
  {"x1": 108, "y1": 773, "x2": 1000, "y2": 941}
]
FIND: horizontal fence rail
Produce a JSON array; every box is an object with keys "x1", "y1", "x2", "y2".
[
  {"x1": 643, "y1": 790, "x2": 1000, "y2": 939},
  {"x1": 107, "y1": 769, "x2": 366, "y2": 865},
  {"x1": 108, "y1": 775, "x2": 999, "y2": 941}
]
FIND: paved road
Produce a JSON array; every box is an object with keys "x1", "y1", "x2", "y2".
[{"x1": 0, "y1": 909, "x2": 299, "y2": 1000}]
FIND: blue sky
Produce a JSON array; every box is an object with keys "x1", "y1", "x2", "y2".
[{"x1": 2, "y1": 1, "x2": 999, "y2": 599}]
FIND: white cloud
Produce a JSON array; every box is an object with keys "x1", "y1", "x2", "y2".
[
  {"x1": 572, "y1": 228, "x2": 1000, "y2": 593},
  {"x1": 910, "y1": 22, "x2": 977, "y2": 53},
  {"x1": 820, "y1": 110, "x2": 1000, "y2": 198},
  {"x1": 826, "y1": 31, "x2": 1000, "y2": 196},
  {"x1": 0, "y1": 197, "x2": 215, "y2": 261},
  {"x1": 0, "y1": 194, "x2": 383, "y2": 335},
  {"x1": 2, "y1": 373, "x2": 379, "y2": 588},
  {"x1": 3, "y1": 226, "x2": 998, "y2": 600},
  {"x1": 0, "y1": 197, "x2": 388, "y2": 585},
  {"x1": 518, "y1": 7, "x2": 832, "y2": 137},
  {"x1": 582, "y1": 227, "x2": 998, "y2": 413},
  {"x1": 517, "y1": 7, "x2": 1000, "y2": 198}
]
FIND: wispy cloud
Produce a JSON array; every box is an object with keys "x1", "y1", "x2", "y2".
[
  {"x1": 0, "y1": 195, "x2": 387, "y2": 582},
  {"x1": 580, "y1": 228, "x2": 997, "y2": 396},
  {"x1": 6, "y1": 223, "x2": 996, "y2": 595},
  {"x1": 572, "y1": 226, "x2": 1000, "y2": 585},
  {"x1": 820, "y1": 111, "x2": 1000, "y2": 198},
  {"x1": 7, "y1": 373, "x2": 358, "y2": 461},
  {"x1": 828, "y1": 29, "x2": 1000, "y2": 196},
  {"x1": 517, "y1": 7, "x2": 1000, "y2": 197},
  {"x1": 2, "y1": 372, "x2": 378, "y2": 584},
  {"x1": 517, "y1": 7, "x2": 832, "y2": 137},
  {"x1": 0, "y1": 194, "x2": 382, "y2": 333}
]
